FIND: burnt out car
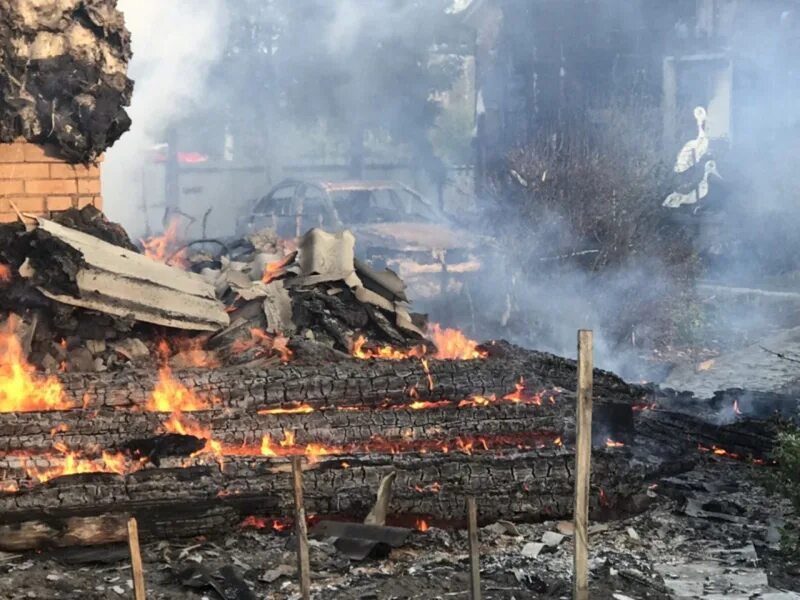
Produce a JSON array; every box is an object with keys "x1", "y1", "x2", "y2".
[{"x1": 238, "y1": 179, "x2": 486, "y2": 300}]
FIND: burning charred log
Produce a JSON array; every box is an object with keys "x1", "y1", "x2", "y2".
[
  {"x1": 0, "y1": 206, "x2": 792, "y2": 556},
  {"x1": 0, "y1": 438, "x2": 693, "y2": 551}
]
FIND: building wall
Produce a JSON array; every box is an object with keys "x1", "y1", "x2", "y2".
[{"x1": 0, "y1": 140, "x2": 101, "y2": 223}]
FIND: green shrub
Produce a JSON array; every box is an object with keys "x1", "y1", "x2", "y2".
[{"x1": 767, "y1": 426, "x2": 800, "y2": 555}]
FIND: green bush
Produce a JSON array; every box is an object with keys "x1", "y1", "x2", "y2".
[{"x1": 768, "y1": 426, "x2": 800, "y2": 555}]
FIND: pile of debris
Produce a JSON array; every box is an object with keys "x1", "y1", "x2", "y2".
[
  {"x1": 0, "y1": 0, "x2": 133, "y2": 160},
  {"x1": 0, "y1": 206, "x2": 429, "y2": 372}
]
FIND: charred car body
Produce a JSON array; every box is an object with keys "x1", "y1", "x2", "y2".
[{"x1": 238, "y1": 179, "x2": 486, "y2": 301}]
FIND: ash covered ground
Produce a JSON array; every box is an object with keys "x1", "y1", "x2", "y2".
[{"x1": 0, "y1": 460, "x2": 796, "y2": 600}]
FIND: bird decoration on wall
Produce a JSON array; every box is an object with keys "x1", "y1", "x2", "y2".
[
  {"x1": 674, "y1": 106, "x2": 709, "y2": 174},
  {"x1": 663, "y1": 160, "x2": 722, "y2": 208},
  {"x1": 663, "y1": 106, "x2": 723, "y2": 209}
]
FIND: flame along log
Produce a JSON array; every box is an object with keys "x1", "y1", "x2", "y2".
[
  {"x1": 55, "y1": 341, "x2": 641, "y2": 411},
  {"x1": 1, "y1": 342, "x2": 728, "y2": 550},
  {"x1": 0, "y1": 438, "x2": 693, "y2": 551}
]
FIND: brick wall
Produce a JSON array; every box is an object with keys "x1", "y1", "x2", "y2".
[{"x1": 0, "y1": 140, "x2": 102, "y2": 223}]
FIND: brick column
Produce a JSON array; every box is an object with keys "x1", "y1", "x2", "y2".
[{"x1": 0, "y1": 140, "x2": 102, "y2": 223}]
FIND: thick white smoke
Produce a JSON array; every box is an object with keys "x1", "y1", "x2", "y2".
[{"x1": 102, "y1": 0, "x2": 228, "y2": 234}]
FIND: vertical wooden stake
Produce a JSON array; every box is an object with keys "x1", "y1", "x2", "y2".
[
  {"x1": 467, "y1": 496, "x2": 481, "y2": 600},
  {"x1": 127, "y1": 517, "x2": 146, "y2": 600},
  {"x1": 574, "y1": 330, "x2": 593, "y2": 600},
  {"x1": 292, "y1": 456, "x2": 311, "y2": 600}
]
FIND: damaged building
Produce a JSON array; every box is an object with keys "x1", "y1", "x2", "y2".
[{"x1": 0, "y1": 1, "x2": 798, "y2": 599}]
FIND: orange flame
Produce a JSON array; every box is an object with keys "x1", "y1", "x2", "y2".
[
  {"x1": 0, "y1": 319, "x2": 73, "y2": 412},
  {"x1": 0, "y1": 481, "x2": 18, "y2": 493},
  {"x1": 146, "y1": 365, "x2": 213, "y2": 412},
  {"x1": 232, "y1": 329, "x2": 293, "y2": 362},
  {"x1": 428, "y1": 324, "x2": 487, "y2": 360},
  {"x1": 23, "y1": 443, "x2": 132, "y2": 484},
  {"x1": 169, "y1": 336, "x2": 220, "y2": 369},
  {"x1": 0, "y1": 263, "x2": 11, "y2": 283},
  {"x1": 352, "y1": 324, "x2": 485, "y2": 361},
  {"x1": 605, "y1": 439, "x2": 625, "y2": 448},
  {"x1": 140, "y1": 218, "x2": 189, "y2": 268},
  {"x1": 415, "y1": 518, "x2": 430, "y2": 532},
  {"x1": 351, "y1": 335, "x2": 426, "y2": 360},
  {"x1": 161, "y1": 410, "x2": 224, "y2": 468},
  {"x1": 262, "y1": 254, "x2": 294, "y2": 284}
]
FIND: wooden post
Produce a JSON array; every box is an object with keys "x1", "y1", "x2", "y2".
[
  {"x1": 292, "y1": 456, "x2": 311, "y2": 600},
  {"x1": 573, "y1": 330, "x2": 593, "y2": 600},
  {"x1": 127, "y1": 517, "x2": 146, "y2": 600},
  {"x1": 467, "y1": 496, "x2": 481, "y2": 600}
]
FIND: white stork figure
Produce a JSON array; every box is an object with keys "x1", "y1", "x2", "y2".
[
  {"x1": 663, "y1": 160, "x2": 721, "y2": 208},
  {"x1": 674, "y1": 106, "x2": 709, "y2": 174}
]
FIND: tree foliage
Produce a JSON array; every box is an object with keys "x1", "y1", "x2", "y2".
[{"x1": 204, "y1": 0, "x2": 464, "y2": 180}]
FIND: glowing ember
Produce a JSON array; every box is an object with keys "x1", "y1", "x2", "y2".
[
  {"x1": 698, "y1": 443, "x2": 741, "y2": 460},
  {"x1": 258, "y1": 404, "x2": 315, "y2": 415},
  {"x1": 241, "y1": 515, "x2": 291, "y2": 532},
  {"x1": 140, "y1": 218, "x2": 189, "y2": 268},
  {"x1": 413, "y1": 482, "x2": 442, "y2": 494},
  {"x1": 409, "y1": 400, "x2": 452, "y2": 410},
  {"x1": 605, "y1": 439, "x2": 625, "y2": 448},
  {"x1": 0, "y1": 319, "x2": 73, "y2": 412},
  {"x1": 415, "y1": 518, "x2": 430, "y2": 532},
  {"x1": 0, "y1": 263, "x2": 11, "y2": 283}
]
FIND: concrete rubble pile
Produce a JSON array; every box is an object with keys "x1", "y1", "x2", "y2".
[{"x1": 0, "y1": 206, "x2": 428, "y2": 371}]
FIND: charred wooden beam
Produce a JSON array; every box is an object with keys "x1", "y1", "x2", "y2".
[
  {"x1": 0, "y1": 440, "x2": 692, "y2": 551},
  {"x1": 637, "y1": 409, "x2": 781, "y2": 460},
  {"x1": 57, "y1": 344, "x2": 644, "y2": 411},
  {"x1": 0, "y1": 401, "x2": 618, "y2": 456}
]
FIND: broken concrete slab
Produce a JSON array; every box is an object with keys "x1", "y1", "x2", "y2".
[
  {"x1": 110, "y1": 338, "x2": 149, "y2": 363},
  {"x1": 261, "y1": 281, "x2": 294, "y2": 334},
  {"x1": 541, "y1": 531, "x2": 565, "y2": 547},
  {"x1": 26, "y1": 217, "x2": 229, "y2": 332},
  {"x1": 521, "y1": 542, "x2": 545, "y2": 558},
  {"x1": 295, "y1": 228, "x2": 356, "y2": 283}
]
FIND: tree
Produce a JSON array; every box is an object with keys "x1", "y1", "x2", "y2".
[{"x1": 235, "y1": 0, "x2": 464, "y2": 183}]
